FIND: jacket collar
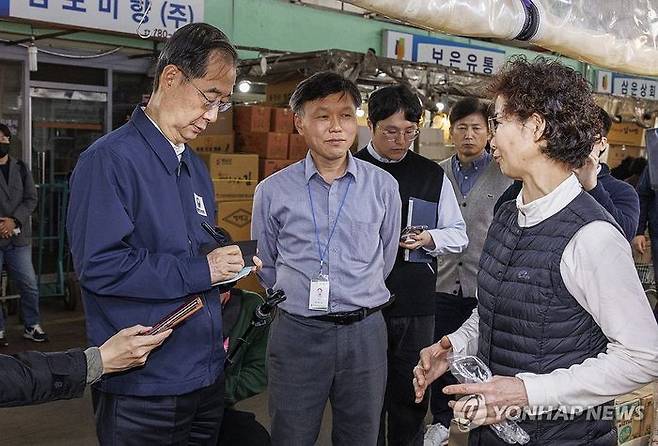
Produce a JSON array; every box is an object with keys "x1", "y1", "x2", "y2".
[{"x1": 130, "y1": 107, "x2": 181, "y2": 176}]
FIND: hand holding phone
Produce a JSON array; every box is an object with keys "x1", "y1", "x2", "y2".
[
  {"x1": 400, "y1": 225, "x2": 428, "y2": 243},
  {"x1": 143, "y1": 296, "x2": 204, "y2": 336}
]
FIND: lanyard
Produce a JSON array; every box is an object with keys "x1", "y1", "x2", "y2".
[{"x1": 307, "y1": 176, "x2": 352, "y2": 273}]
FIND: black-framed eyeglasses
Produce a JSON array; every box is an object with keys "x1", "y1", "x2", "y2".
[
  {"x1": 487, "y1": 115, "x2": 502, "y2": 135},
  {"x1": 377, "y1": 124, "x2": 420, "y2": 142},
  {"x1": 178, "y1": 68, "x2": 232, "y2": 113}
]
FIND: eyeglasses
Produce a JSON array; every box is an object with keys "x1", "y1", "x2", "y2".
[
  {"x1": 178, "y1": 68, "x2": 232, "y2": 113},
  {"x1": 487, "y1": 115, "x2": 502, "y2": 135},
  {"x1": 377, "y1": 125, "x2": 420, "y2": 142}
]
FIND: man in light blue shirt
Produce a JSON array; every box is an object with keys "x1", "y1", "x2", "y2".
[{"x1": 252, "y1": 71, "x2": 402, "y2": 445}]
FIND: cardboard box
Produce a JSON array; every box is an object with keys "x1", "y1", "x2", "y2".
[
  {"x1": 216, "y1": 200, "x2": 253, "y2": 241},
  {"x1": 237, "y1": 132, "x2": 288, "y2": 159},
  {"x1": 640, "y1": 395, "x2": 654, "y2": 437},
  {"x1": 288, "y1": 134, "x2": 307, "y2": 160},
  {"x1": 234, "y1": 105, "x2": 271, "y2": 133},
  {"x1": 260, "y1": 158, "x2": 296, "y2": 179},
  {"x1": 199, "y1": 153, "x2": 258, "y2": 180},
  {"x1": 608, "y1": 122, "x2": 646, "y2": 147},
  {"x1": 271, "y1": 108, "x2": 294, "y2": 134},
  {"x1": 189, "y1": 134, "x2": 235, "y2": 154},
  {"x1": 212, "y1": 176, "x2": 257, "y2": 202},
  {"x1": 204, "y1": 108, "x2": 233, "y2": 135},
  {"x1": 266, "y1": 79, "x2": 301, "y2": 106},
  {"x1": 616, "y1": 396, "x2": 643, "y2": 444}
]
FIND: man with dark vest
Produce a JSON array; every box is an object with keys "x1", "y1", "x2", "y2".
[
  {"x1": 428, "y1": 98, "x2": 512, "y2": 443},
  {"x1": 412, "y1": 57, "x2": 658, "y2": 445},
  {"x1": 355, "y1": 84, "x2": 467, "y2": 446}
]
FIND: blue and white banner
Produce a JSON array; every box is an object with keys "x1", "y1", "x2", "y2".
[
  {"x1": 597, "y1": 70, "x2": 658, "y2": 101},
  {"x1": 383, "y1": 30, "x2": 506, "y2": 75},
  {"x1": 0, "y1": 0, "x2": 204, "y2": 38}
]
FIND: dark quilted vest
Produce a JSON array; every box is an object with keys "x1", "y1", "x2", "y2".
[
  {"x1": 471, "y1": 192, "x2": 618, "y2": 446},
  {"x1": 354, "y1": 148, "x2": 443, "y2": 317}
]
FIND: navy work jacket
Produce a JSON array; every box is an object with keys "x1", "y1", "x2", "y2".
[{"x1": 67, "y1": 107, "x2": 223, "y2": 396}]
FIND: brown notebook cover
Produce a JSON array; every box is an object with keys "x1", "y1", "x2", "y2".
[{"x1": 144, "y1": 295, "x2": 204, "y2": 335}]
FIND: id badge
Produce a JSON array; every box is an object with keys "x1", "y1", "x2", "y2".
[{"x1": 309, "y1": 273, "x2": 330, "y2": 311}]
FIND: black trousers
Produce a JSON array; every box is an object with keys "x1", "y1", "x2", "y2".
[
  {"x1": 378, "y1": 314, "x2": 435, "y2": 446},
  {"x1": 430, "y1": 292, "x2": 478, "y2": 427},
  {"x1": 218, "y1": 408, "x2": 271, "y2": 445},
  {"x1": 92, "y1": 376, "x2": 225, "y2": 446}
]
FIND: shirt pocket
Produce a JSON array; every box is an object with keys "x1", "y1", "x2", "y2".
[{"x1": 348, "y1": 219, "x2": 381, "y2": 263}]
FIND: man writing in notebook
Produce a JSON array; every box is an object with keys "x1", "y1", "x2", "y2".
[{"x1": 355, "y1": 84, "x2": 467, "y2": 446}]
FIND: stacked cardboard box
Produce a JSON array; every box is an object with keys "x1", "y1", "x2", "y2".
[
  {"x1": 288, "y1": 133, "x2": 307, "y2": 161},
  {"x1": 235, "y1": 105, "x2": 300, "y2": 179},
  {"x1": 189, "y1": 109, "x2": 235, "y2": 154},
  {"x1": 198, "y1": 153, "x2": 258, "y2": 241},
  {"x1": 237, "y1": 132, "x2": 288, "y2": 159},
  {"x1": 234, "y1": 105, "x2": 270, "y2": 133},
  {"x1": 616, "y1": 384, "x2": 655, "y2": 445},
  {"x1": 189, "y1": 134, "x2": 234, "y2": 154},
  {"x1": 265, "y1": 79, "x2": 301, "y2": 106}
]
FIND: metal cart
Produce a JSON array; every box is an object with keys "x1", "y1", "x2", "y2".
[{"x1": 33, "y1": 182, "x2": 80, "y2": 310}]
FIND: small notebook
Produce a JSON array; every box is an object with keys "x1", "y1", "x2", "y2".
[{"x1": 404, "y1": 197, "x2": 438, "y2": 263}]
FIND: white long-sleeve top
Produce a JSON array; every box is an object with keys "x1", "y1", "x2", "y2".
[
  {"x1": 366, "y1": 142, "x2": 468, "y2": 256},
  {"x1": 447, "y1": 174, "x2": 658, "y2": 410}
]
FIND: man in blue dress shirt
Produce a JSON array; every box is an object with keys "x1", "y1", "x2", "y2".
[
  {"x1": 252, "y1": 71, "x2": 402, "y2": 445},
  {"x1": 67, "y1": 23, "x2": 259, "y2": 445}
]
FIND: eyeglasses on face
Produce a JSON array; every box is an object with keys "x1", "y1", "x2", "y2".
[
  {"x1": 177, "y1": 67, "x2": 232, "y2": 113},
  {"x1": 377, "y1": 124, "x2": 420, "y2": 142}
]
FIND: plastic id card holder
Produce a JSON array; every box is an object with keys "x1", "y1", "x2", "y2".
[{"x1": 309, "y1": 273, "x2": 330, "y2": 311}]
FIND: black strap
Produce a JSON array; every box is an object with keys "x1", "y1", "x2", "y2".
[{"x1": 515, "y1": 0, "x2": 540, "y2": 41}]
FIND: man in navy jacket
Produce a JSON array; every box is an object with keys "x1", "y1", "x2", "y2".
[{"x1": 67, "y1": 23, "x2": 259, "y2": 444}]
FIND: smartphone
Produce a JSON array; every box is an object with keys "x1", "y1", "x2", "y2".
[
  {"x1": 400, "y1": 225, "x2": 428, "y2": 243},
  {"x1": 143, "y1": 296, "x2": 204, "y2": 336}
]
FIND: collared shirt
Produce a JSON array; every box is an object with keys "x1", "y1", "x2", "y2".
[
  {"x1": 448, "y1": 174, "x2": 658, "y2": 410},
  {"x1": 252, "y1": 151, "x2": 402, "y2": 317},
  {"x1": 451, "y1": 151, "x2": 492, "y2": 197},
  {"x1": 142, "y1": 107, "x2": 185, "y2": 161},
  {"x1": 367, "y1": 142, "x2": 468, "y2": 256}
]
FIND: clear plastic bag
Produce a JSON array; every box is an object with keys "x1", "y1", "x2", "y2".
[
  {"x1": 449, "y1": 354, "x2": 530, "y2": 445},
  {"x1": 345, "y1": 0, "x2": 658, "y2": 76}
]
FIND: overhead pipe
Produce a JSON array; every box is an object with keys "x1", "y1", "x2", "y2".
[{"x1": 345, "y1": 0, "x2": 658, "y2": 76}]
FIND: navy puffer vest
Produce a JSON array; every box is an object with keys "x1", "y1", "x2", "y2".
[{"x1": 470, "y1": 192, "x2": 618, "y2": 446}]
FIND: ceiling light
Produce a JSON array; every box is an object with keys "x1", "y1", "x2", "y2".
[{"x1": 238, "y1": 80, "x2": 251, "y2": 93}]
